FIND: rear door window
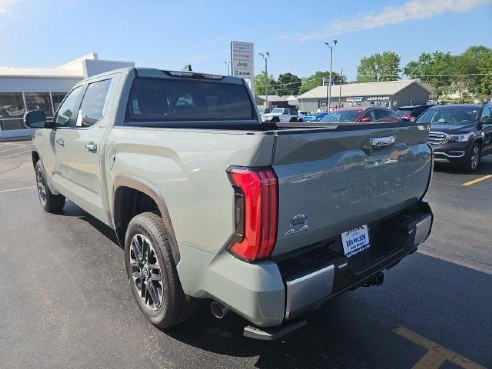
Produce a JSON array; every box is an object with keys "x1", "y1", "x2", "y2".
[
  {"x1": 375, "y1": 109, "x2": 391, "y2": 121},
  {"x1": 77, "y1": 79, "x2": 112, "y2": 128},
  {"x1": 125, "y1": 77, "x2": 255, "y2": 124}
]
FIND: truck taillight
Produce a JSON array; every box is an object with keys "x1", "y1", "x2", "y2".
[{"x1": 227, "y1": 167, "x2": 278, "y2": 262}]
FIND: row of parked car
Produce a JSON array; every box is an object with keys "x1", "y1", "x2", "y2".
[
  {"x1": 258, "y1": 105, "x2": 433, "y2": 124},
  {"x1": 258, "y1": 104, "x2": 492, "y2": 172}
]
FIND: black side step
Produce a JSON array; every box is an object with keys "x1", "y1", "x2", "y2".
[{"x1": 243, "y1": 320, "x2": 306, "y2": 341}]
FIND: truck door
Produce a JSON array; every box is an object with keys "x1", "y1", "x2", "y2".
[
  {"x1": 61, "y1": 78, "x2": 113, "y2": 224},
  {"x1": 43, "y1": 85, "x2": 85, "y2": 197}
]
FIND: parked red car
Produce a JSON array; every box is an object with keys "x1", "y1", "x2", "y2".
[{"x1": 318, "y1": 107, "x2": 402, "y2": 123}]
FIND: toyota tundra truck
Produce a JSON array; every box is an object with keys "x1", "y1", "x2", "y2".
[{"x1": 25, "y1": 67, "x2": 433, "y2": 340}]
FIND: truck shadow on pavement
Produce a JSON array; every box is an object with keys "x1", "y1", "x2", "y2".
[
  {"x1": 165, "y1": 253, "x2": 492, "y2": 369},
  {"x1": 60, "y1": 201, "x2": 120, "y2": 245}
]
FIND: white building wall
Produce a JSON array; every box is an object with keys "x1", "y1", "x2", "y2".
[{"x1": 0, "y1": 77, "x2": 81, "y2": 93}]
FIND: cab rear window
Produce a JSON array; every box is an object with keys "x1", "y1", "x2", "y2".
[{"x1": 125, "y1": 77, "x2": 255, "y2": 124}]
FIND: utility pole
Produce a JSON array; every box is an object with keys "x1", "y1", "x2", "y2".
[
  {"x1": 259, "y1": 52, "x2": 270, "y2": 108},
  {"x1": 324, "y1": 40, "x2": 337, "y2": 111}
]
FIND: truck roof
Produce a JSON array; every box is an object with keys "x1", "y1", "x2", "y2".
[{"x1": 83, "y1": 67, "x2": 245, "y2": 85}]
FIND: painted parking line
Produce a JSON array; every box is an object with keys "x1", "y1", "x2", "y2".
[
  {"x1": 394, "y1": 326, "x2": 486, "y2": 369},
  {"x1": 3, "y1": 149, "x2": 32, "y2": 158},
  {"x1": 0, "y1": 186, "x2": 35, "y2": 194},
  {"x1": 463, "y1": 174, "x2": 492, "y2": 186}
]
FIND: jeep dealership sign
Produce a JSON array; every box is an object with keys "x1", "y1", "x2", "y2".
[{"x1": 230, "y1": 41, "x2": 254, "y2": 89}]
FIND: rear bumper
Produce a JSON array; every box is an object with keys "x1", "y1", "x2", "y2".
[{"x1": 177, "y1": 200, "x2": 433, "y2": 328}]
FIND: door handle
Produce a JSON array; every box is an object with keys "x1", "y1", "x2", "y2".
[
  {"x1": 55, "y1": 138, "x2": 65, "y2": 146},
  {"x1": 85, "y1": 142, "x2": 98, "y2": 153}
]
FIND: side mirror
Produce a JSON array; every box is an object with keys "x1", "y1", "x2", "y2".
[
  {"x1": 24, "y1": 110, "x2": 48, "y2": 128},
  {"x1": 361, "y1": 117, "x2": 372, "y2": 123},
  {"x1": 482, "y1": 117, "x2": 492, "y2": 124}
]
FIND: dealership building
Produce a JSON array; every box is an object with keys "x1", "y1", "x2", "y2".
[
  {"x1": 297, "y1": 79, "x2": 433, "y2": 112},
  {"x1": 0, "y1": 53, "x2": 134, "y2": 140}
]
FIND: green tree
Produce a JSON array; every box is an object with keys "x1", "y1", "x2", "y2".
[
  {"x1": 478, "y1": 53, "x2": 492, "y2": 96},
  {"x1": 404, "y1": 51, "x2": 456, "y2": 89},
  {"x1": 356, "y1": 51, "x2": 401, "y2": 82},
  {"x1": 254, "y1": 73, "x2": 278, "y2": 95},
  {"x1": 276, "y1": 73, "x2": 302, "y2": 96},
  {"x1": 455, "y1": 46, "x2": 492, "y2": 95},
  {"x1": 299, "y1": 71, "x2": 346, "y2": 94}
]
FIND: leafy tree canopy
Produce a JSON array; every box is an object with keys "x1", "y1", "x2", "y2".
[
  {"x1": 357, "y1": 51, "x2": 401, "y2": 82},
  {"x1": 254, "y1": 73, "x2": 278, "y2": 96},
  {"x1": 299, "y1": 71, "x2": 346, "y2": 95},
  {"x1": 276, "y1": 73, "x2": 302, "y2": 96}
]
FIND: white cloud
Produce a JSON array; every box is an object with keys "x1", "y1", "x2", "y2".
[
  {"x1": 296, "y1": 0, "x2": 492, "y2": 42},
  {"x1": 0, "y1": 0, "x2": 18, "y2": 17}
]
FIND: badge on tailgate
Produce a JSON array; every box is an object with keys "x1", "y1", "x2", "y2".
[{"x1": 341, "y1": 225, "x2": 370, "y2": 257}]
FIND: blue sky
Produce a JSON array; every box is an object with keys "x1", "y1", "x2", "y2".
[{"x1": 1, "y1": 0, "x2": 491, "y2": 81}]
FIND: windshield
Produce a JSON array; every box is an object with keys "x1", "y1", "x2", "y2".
[
  {"x1": 416, "y1": 106, "x2": 479, "y2": 125},
  {"x1": 271, "y1": 108, "x2": 284, "y2": 114},
  {"x1": 320, "y1": 110, "x2": 362, "y2": 122}
]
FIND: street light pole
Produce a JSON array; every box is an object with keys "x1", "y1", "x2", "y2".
[
  {"x1": 324, "y1": 40, "x2": 337, "y2": 111},
  {"x1": 224, "y1": 61, "x2": 230, "y2": 75},
  {"x1": 339, "y1": 68, "x2": 343, "y2": 106},
  {"x1": 259, "y1": 52, "x2": 269, "y2": 108}
]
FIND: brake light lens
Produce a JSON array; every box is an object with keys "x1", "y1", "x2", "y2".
[{"x1": 228, "y1": 167, "x2": 278, "y2": 262}]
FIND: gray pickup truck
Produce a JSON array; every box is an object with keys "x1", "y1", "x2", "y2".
[{"x1": 25, "y1": 67, "x2": 433, "y2": 340}]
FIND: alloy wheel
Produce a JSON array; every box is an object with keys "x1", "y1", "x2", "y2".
[
  {"x1": 129, "y1": 234, "x2": 164, "y2": 311},
  {"x1": 470, "y1": 145, "x2": 479, "y2": 171},
  {"x1": 36, "y1": 168, "x2": 47, "y2": 206}
]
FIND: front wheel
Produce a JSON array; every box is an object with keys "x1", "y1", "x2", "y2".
[
  {"x1": 463, "y1": 143, "x2": 480, "y2": 172},
  {"x1": 35, "y1": 161, "x2": 65, "y2": 213},
  {"x1": 124, "y1": 212, "x2": 198, "y2": 329}
]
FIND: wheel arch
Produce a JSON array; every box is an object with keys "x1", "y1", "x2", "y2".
[
  {"x1": 31, "y1": 151, "x2": 40, "y2": 167},
  {"x1": 474, "y1": 137, "x2": 484, "y2": 150},
  {"x1": 112, "y1": 175, "x2": 180, "y2": 264}
]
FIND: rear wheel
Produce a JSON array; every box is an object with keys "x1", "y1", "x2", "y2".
[
  {"x1": 35, "y1": 161, "x2": 65, "y2": 213},
  {"x1": 463, "y1": 143, "x2": 480, "y2": 172},
  {"x1": 124, "y1": 212, "x2": 198, "y2": 328}
]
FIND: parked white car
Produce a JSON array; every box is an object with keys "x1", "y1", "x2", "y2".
[{"x1": 262, "y1": 108, "x2": 298, "y2": 122}]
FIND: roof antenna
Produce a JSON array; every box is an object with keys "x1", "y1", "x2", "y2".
[{"x1": 182, "y1": 64, "x2": 193, "y2": 72}]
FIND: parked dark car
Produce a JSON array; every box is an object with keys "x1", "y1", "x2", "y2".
[
  {"x1": 318, "y1": 107, "x2": 401, "y2": 123},
  {"x1": 395, "y1": 105, "x2": 434, "y2": 121},
  {"x1": 416, "y1": 104, "x2": 492, "y2": 171}
]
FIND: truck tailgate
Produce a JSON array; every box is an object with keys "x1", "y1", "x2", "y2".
[{"x1": 272, "y1": 124, "x2": 432, "y2": 256}]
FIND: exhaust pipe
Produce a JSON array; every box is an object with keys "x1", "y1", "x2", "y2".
[
  {"x1": 211, "y1": 301, "x2": 229, "y2": 319},
  {"x1": 363, "y1": 272, "x2": 385, "y2": 287}
]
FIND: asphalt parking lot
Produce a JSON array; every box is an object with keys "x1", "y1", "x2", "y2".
[{"x1": 0, "y1": 140, "x2": 491, "y2": 369}]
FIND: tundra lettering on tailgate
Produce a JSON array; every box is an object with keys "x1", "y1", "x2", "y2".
[{"x1": 330, "y1": 173, "x2": 414, "y2": 208}]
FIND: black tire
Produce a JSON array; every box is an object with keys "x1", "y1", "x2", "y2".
[
  {"x1": 298, "y1": 118, "x2": 304, "y2": 122},
  {"x1": 289, "y1": 117, "x2": 298, "y2": 122},
  {"x1": 271, "y1": 116, "x2": 280, "y2": 123},
  {"x1": 463, "y1": 142, "x2": 481, "y2": 172},
  {"x1": 35, "y1": 161, "x2": 65, "y2": 213},
  {"x1": 124, "y1": 212, "x2": 198, "y2": 329}
]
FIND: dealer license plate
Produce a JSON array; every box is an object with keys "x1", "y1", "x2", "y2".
[{"x1": 341, "y1": 225, "x2": 370, "y2": 257}]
